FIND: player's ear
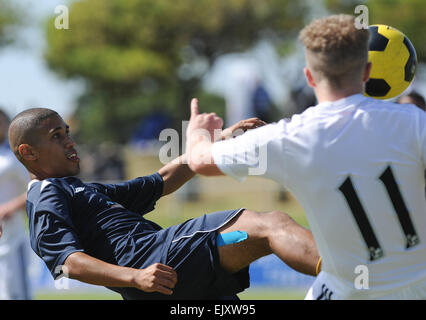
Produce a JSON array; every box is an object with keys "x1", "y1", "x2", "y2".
[
  {"x1": 18, "y1": 144, "x2": 38, "y2": 161},
  {"x1": 362, "y1": 62, "x2": 372, "y2": 83},
  {"x1": 304, "y1": 67, "x2": 316, "y2": 88}
]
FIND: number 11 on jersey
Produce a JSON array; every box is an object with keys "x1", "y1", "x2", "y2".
[{"x1": 339, "y1": 165, "x2": 420, "y2": 262}]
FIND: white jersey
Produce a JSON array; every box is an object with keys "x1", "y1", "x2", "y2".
[
  {"x1": 212, "y1": 94, "x2": 426, "y2": 299},
  {"x1": 0, "y1": 142, "x2": 32, "y2": 299},
  {"x1": 0, "y1": 142, "x2": 29, "y2": 254}
]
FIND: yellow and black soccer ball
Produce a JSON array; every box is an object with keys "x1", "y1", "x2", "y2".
[{"x1": 364, "y1": 24, "x2": 417, "y2": 100}]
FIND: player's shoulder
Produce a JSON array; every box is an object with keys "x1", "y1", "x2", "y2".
[
  {"x1": 275, "y1": 106, "x2": 322, "y2": 134},
  {"x1": 28, "y1": 176, "x2": 84, "y2": 197},
  {"x1": 360, "y1": 96, "x2": 423, "y2": 117},
  {"x1": 234, "y1": 119, "x2": 287, "y2": 142}
]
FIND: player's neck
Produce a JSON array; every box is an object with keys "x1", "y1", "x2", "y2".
[
  {"x1": 314, "y1": 83, "x2": 364, "y2": 104},
  {"x1": 29, "y1": 171, "x2": 44, "y2": 181},
  {"x1": 28, "y1": 167, "x2": 55, "y2": 181}
]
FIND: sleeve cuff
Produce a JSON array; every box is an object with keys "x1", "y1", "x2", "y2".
[
  {"x1": 152, "y1": 172, "x2": 164, "y2": 199},
  {"x1": 212, "y1": 141, "x2": 247, "y2": 182},
  {"x1": 52, "y1": 248, "x2": 85, "y2": 280}
]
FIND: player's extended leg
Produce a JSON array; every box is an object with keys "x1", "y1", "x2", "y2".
[{"x1": 217, "y1": 209, "x2": 319, "y2": 276}]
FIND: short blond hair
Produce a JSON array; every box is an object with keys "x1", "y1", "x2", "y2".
[{"x1": 299, "y1": 14, "x2": 369, "y2": 88}]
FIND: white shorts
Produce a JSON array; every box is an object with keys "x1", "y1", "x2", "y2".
[
  {"x1": 0, "y1": 240, "x2": 32, "y2": 300},
  {"x1": 305, "y1": 271, "x2": 426, "y2": 300}
]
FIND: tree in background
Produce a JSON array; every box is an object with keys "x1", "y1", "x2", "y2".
[
  {"x1": 44, "y1": 0, "x2": 308, "y2": 144},
  {"x1": 367, "y1": 0, "x2": 426, "y2": 62},
  {"x1": 326, "y1": 0, "x2": 426, "y2": 62},
  {"x1": 0, "y1": 0, "x2": 22, "y2": 47}
]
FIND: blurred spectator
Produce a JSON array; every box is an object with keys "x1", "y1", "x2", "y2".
[
  {"x1": 130, "y1": 111, "x2": 173, "y2": 150},
  {"x1": 397, "y1": 91, "x2": 425, "y2": 111},
  {"x1": 0, "y1": 109, "x2": 32, "y2": 299},
  {"x1": 398, "y1": 91, "x2": 426, "y2": 197},
  {"x1": 224, "y1": 63, "x2": 258, "y2": 126},
  {"x1": 290, "y1": 85, "x2": 317, "y2": 114},
  {"x1": 93, "y1": 143, "x2": 126, "y2": 181},
  {"x1": 252, "y1": 82, "x2": 273, "y2": 122},
  {"x1": 78, "y1": 143, "x2": 125, "y2": 182}
]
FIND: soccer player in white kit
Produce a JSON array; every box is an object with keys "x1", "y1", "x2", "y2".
[
  {"x1": 185, "y1": 14, "x2": 426, "y2": 299},
  {"x1": 0, "y1": 109, "x2": 31, "y2": 299}
]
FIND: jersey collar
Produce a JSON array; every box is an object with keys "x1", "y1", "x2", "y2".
[
  {"x1": 315, "y1": 93, "x2": 367, "y2": 112},
  {"x1": 28, "y1": 179, "x2": 40, "y2": 191}
]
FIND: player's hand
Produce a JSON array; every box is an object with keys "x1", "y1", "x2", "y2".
[
  {"x1": 0, "y1": 224, "x2": 2, "y2": 238},
  {"x1": 187, "y1": 98, "x2": 224, "y2": 143},
  {"x1": 133, "y1": 263, "x2": 178, "y2": 295},
  {"x1": 221, "y1": 118, "x2": 267, "y2": 140}
]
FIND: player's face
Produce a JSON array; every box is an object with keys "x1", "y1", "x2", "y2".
[{"x1": 32, "y1": 115, "x2": 80, "y2": 178}]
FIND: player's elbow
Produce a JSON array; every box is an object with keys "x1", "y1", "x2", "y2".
[
  {"x1": 187, "y1": 159, "x2": 204, "y2": 174},
  {"x1": 62, "y1": 251, "x2": 85, "y2": 279},
  {"x1": 188, "y1": 160, "x2": 223, "y2": 176}
]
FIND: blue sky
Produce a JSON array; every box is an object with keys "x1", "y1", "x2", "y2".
[{"x1": 0, "y1": 0, "x2": 82, "y2": 120}]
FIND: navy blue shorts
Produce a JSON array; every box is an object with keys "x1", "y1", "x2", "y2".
[{"x1": 117, "y1": 208, "x2": 250, "y2": 300}]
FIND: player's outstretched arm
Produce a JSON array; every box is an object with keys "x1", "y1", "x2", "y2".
[
  {"x1": 158, "y1": 153, "x2": 196, "y2": 197},
  {"x1": 158, "y1": 100, "x2": 266, "y2": 194},
  {"x1": 64, "y1": 252, "x2": 177, "y2": 295},
  {"x1": 186, "y1": 98, "x2": 266, "y2": 176}
]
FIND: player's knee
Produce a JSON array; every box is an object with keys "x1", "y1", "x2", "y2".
[
  {"x1": 264, "y1": 210, "x2": 294, "y2": 233},
  {"x1": 222, "y1": 209, "x2": 293, "y2": 244}
]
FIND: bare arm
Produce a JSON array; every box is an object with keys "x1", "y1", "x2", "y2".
[
  {"x1": 186, "y1": 98, "x2": 266, "y2": 176},
  {"x1": 0, "y1": 193, "x2": 27, "y2": 221},
  {"x1": 157, "y1": 153, "x2": 196, "y2": 197},
  {"x1": 64, "y1": 252, "x2": 177, "y2": 295}
]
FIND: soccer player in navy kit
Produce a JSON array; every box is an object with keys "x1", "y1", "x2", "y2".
[{"x1": 8, "y1": 108, "x2": 320, "y2": 300}]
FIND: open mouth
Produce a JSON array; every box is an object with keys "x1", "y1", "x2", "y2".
[{"x1": 66, "y1": 151, "x2": 80, "y2": 162}]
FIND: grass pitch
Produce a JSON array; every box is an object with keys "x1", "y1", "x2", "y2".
[{"x1": 35, "y1": 288, "x2": 306, "y2": 300}]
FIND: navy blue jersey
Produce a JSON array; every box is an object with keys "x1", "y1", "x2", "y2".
[
  {"x1": 26, "y1": 173, "x2": 250, "y2": 299},
  {"x1": 26, "y1": 173, "x2": 164, "y2": 279}
]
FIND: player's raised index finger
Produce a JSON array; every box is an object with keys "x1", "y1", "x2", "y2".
[{"x1": 190, "y1": 98, "x2": 199, "y2": 118}]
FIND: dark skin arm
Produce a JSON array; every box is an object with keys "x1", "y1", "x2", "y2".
[
  {"x1": 158, "y1": 153, "x2": 195, "y2": 197},
  {"x1": 63, "y1": 252, "x2": 178, "y2": 295}
]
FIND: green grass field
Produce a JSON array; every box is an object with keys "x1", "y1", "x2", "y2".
[
  {"x1": 33, "y1": 150, "x2": 310, "y2": 300},
  {"x1": 34, "y1": 288, "x2": 306, "y2": 300}
]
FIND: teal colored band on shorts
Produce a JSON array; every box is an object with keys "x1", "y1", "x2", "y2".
[{"x1": 216, "y1": 230, "x2": 248, "y2": 247}]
